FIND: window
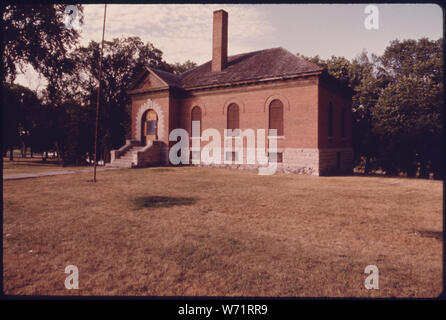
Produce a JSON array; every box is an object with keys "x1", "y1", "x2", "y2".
[
  {"x1": 227, "y1": 103, "x2": 239, "y2": 132},
  {"x1": 146, "y1": 120, "x2": 157, "y2": 135},
  {"x1": 269, "y1": 99, "x2": 284, "y2": 136},
  {"x1": 191, "y1": 106, "x2": 202, "y2": 137},
  {"x1": 190, "y1": 151, "x2": 200, "y2": 162},
  {"x1": 341, "y1": 108, "x2": 346, "y2": 138},
  {"x1": 225, "y1": 151, "x2": 238, "y2": 162},
  {"x1": 268, "y1": 152, "x2": 283, "y2": 163},
  {"x1": 328, "y1": 102, "x2": 333, "y2": 137}
]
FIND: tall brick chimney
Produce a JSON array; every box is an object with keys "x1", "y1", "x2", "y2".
[{"x1": 212, "y1": 10, "x2": 228, "y2": 72}]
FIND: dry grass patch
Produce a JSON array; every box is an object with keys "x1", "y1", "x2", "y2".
[{"x1": 2, "y1": 166, "x2": 443, "y2": 297}]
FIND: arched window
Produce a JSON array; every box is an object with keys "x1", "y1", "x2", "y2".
[
  {"x1": 227, "y1": 103, "x2": 239, "y2": 131},
  {"x1": 269, "y1": 99, "x2": 284, "y2": 136},
  {"x1": 191, "y1": 106, "x2": 202, "y2": 137},
  {"x1": 226, "y1": 103, "x2": 240, "y2": 162},
  {"x1": 328, "y1": 102, "x2": 333, "y2": 137},
  {"x1": 341, "y1": 107, "x2": 346, "y2": 138}
]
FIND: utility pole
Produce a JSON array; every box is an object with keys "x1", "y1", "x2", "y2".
[{"x1": 93, "y1": 4, "x2": 107, "y2": 182}]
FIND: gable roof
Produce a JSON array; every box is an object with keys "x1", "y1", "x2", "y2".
[
  {"x1": 179, "y1": 47, "x2": 323, "y2": 89},
  {"x1": 128, "y1": 47, "x2": 323, "y2": 93},
  {"x1": 127, "y1": 66, "x2": 183, "y2": 92},
  {"x1": 150, "y1": 67, "x2": 183, "y2": 87}
]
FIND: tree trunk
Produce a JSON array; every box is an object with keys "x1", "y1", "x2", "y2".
[
  {"x1": 364, "y1": 156, "x2": 370, "y2": 175},
  {"x1": 418, "y1": 158, "x2": 429, "y2": 179},
  {"x1": 431, "y1": 156, "x2": 443, "y2": 180},
  {"x1": 103, "y1": 145, "x2": 109, "y2": 165}
]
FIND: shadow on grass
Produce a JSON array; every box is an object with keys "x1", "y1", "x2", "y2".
[
  {"x1": 132, "y1": 195, "x2": 197, "y2": 210},
  {"x1": 328, "y1": 171, "x2": 441, "y2": 181},
  {"x1": 130, "y1": 165, "x2": 173, "y2": 172},
  {"x1": 417, "y1": 230, "x2": 443, "y2": 241},
  {"x1": 148, "y1": 168, "x2": 173, "y2": 172}
]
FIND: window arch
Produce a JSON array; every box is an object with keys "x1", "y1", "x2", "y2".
[
  {"x1": 191, "y1": 106, "x2": 202, "y2": 137},
  {"x1": 269, "y1": 99, "x2": 284, "y2": 136},
  {"x1": 227, "y1": 103, "x2": 239, "y2": 130},
  {"x1": 328, "y1": 102, "x2": 333, "y2": 137}
]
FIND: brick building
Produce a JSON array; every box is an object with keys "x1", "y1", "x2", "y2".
[{"x1": 109, "y1": 9, "x2": 353, "y2": 175}]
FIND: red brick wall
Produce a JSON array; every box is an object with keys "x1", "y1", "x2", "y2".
[
  {"x1": 128, "y1": 74, "x2": 353, "y2": 174},
  {"x1": 317, "y1": 82, "x2": 352, "y2": 149},
  {"x1": 177, "y1": 76, "x2": 319, "y2": 150}
]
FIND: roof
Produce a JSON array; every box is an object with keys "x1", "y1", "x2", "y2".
[
  {"x1": 150, "y1": 67, "x2": 183, "y2": 87},
  {"x1": 128, "y1": 47, "x2": 323, "y2": 92},
  {"x1": 179, "y1": 47, "x2": 323, "y2": 88}
]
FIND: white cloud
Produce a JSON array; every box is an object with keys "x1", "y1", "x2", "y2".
[
  {"x1": 79, "y1": 4, "x2": 275, "y2": 64},
  {"x1": 14, "y1": 4, "x2": 273, "y2": 91}
]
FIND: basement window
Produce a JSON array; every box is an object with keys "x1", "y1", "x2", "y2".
[
  {"x1": 268, "y1": 152, "x2": 283, "y2": 163},
  {"x1": 225, "y1": 151, "x2": 238, "y2": 162},
  {"x1": 190, "y1": 151, "x2": 200, "y2": 162}
]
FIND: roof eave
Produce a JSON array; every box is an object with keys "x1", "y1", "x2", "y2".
[
  {"x1": 182, "y1": 70, "x2": 323, "y2": 91},
  {"x1": 126, "y1": 85, "x2": 171, "y2": 95}
]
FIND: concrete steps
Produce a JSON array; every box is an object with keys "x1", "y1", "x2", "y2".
[{"x1": 107, "y1": 145, "x2": 144, "y2": 168}]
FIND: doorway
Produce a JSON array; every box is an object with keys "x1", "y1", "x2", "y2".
[{"x1": 142, "y1": 109, "x2": 158, "y2": 145}]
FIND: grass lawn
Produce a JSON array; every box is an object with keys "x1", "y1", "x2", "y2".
[
  {"x1": 2, "y1": 157, "x2": 91, "y2": 175},
  {"x1": 2, "y1": 166, "x2": 443, "y2": 297}
]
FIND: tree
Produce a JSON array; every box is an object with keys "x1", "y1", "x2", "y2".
[
  {"x1": 2, "y1": 83, "x2": 42, "y2": 159},
  {"x1": 2, "y1": 85, "x2": 21, "y2": 159},
  {"x1": 297, "y1": 54, "x2": 351, "y2": 85},
  {"x1": 2, "y1": 4, "x2": 83, "y2": 87},
  {"x1": 374, "y1": 38, "x2": 443, "y2": 178},
  {"x1": 348, "y1": 51, "x2": 383, "y2": 173},
  {"x1": 171, "y1": 60, "x2": 197, "y2": 75}
]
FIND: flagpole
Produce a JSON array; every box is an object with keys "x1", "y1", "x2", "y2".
[{"x1": 93, "y1": 4, "x2": 107, "y2": 182}]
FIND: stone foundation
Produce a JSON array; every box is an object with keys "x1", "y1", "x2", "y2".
[
  {"x1": 181, "y1": 147, "x2": 353, "y2": 176},
  {"x1": 319, "y1": 148, "x2": 353, "y2": 175}
]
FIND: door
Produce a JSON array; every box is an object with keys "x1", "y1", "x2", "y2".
[{"x1": 143, "y1": 110, "x2": 158, "y2": 145}]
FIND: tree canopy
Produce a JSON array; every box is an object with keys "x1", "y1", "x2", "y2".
[
  {"x1": 2, "y1": 4, "x2": 83, "y2": 86},
  {"x1": 299, "y1": 37, "x2": 443, "y2": 178}
]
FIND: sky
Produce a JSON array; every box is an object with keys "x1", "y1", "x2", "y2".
[{"x1": 15, "y1": 3, "x2": 443, "y2": 91}]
